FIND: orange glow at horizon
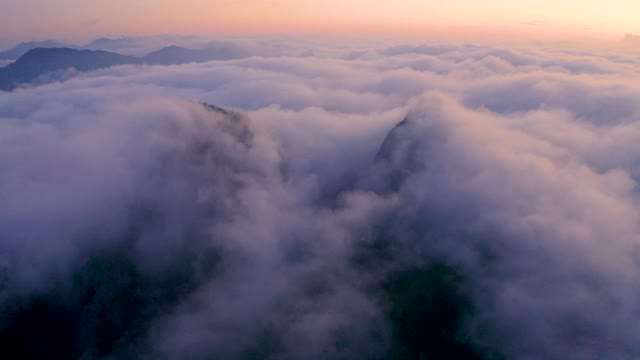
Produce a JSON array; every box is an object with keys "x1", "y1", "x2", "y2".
[{"x1": 2, "y1": 0, "x2": 640, "y2": 42}]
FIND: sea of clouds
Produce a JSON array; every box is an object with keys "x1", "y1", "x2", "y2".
[{"x1": 1, "y1": 37, "x2": 640, "y2": 359}]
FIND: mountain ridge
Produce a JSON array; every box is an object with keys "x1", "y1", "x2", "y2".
[
  {"x1": 0, "y1": 40, "x2": 69, "y2": 60},
  {"x1": 0, "y1": 44, "x2": 252, "y2": 91}
]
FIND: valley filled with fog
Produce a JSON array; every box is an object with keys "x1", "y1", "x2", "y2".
[{"x1": 1, "y1": 36, "x2": 640, "y2": 359}]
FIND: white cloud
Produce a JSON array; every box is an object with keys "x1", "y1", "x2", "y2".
[{"x1": 1, "y1": 37, "x2": 640, "y2": 359}]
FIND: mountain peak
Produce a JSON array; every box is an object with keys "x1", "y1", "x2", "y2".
[
  {"x1": 0, "y1": 48, "x2": 135, "y2": 91},
  {"x1": 0, "y1": 40, "x2": 68, "y2": 60},
  {"x1": 0, "y1": 43, "x2": 254, "y2": 91}
]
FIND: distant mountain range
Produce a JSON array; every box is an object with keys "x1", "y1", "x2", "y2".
[
  {"x1": 0, "y1": 38, "x2": 148, "y2": 60},
  {"x1": 0, "y1": 48, "x2": 133, "y2": 91},
  {"x1": 142, "y1": 45, "x2": 251, "y2": 65},
  {"x1": 624, "y1": 33, "x2": 640, "y2": 45},
  {"x1": 0, "y1": 40, "x2": 70, "y2": 60},
  {"x1": 0, "y1": 44, "x2": 253, "y2": 91},
  {"x1": 83, "y1": 37, "x2": 141, "y2": 52}
]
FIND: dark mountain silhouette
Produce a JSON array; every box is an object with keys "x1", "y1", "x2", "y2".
[
  {"x1": 0, "y1": 40, "x2": 69, "y2": 60},
  {"x1": 0, "y1": 45, "x2": 254, "y2": 91},
  {"x1": 376, "y1": 116, "x2": 411, "y2": 162},
  {"x1": 141, "y1": 44, "x2": 250, "y2": 65},
  {"x1": 0, "y1": 48, "x2": 135, "y2": 91}
]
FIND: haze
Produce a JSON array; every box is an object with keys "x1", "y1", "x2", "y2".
[{"x1": 2, "y1": 0, "x2": 640, "y2": 44}]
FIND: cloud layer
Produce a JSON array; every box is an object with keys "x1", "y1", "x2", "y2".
[{"x1": 1, "y1": 38, "x2": 640, "y2": 359}]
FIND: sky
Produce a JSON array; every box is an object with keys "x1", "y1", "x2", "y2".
[{"x1": 2, "y1": 0, "x2": 640, "y2": 45}]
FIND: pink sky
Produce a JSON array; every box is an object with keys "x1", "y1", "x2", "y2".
[{"x1": 2, "y1": 0, "x2": 639, "y2": 43}]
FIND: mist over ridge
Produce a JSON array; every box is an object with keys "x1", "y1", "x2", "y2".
[{"x1": 1, "y1": 35, "x2": 640, "y2": 359}]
